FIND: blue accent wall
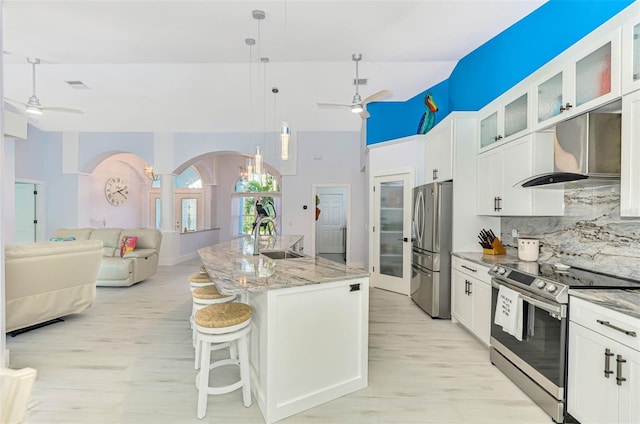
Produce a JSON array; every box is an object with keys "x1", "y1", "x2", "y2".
[{"x1": 366, "y1": 0, "x2": 634, "y2": 145}]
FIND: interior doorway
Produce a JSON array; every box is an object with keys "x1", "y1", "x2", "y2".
[
  {"x1": 314, "y1": 185, "x2": 349, "y2": 264},
  {"x1": 14, "y1": 182, "x2": 40, "y2": 244}
]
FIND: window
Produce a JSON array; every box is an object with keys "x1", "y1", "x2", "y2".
[{"x1": 234, "y1": 173, "x2": 280, "y2": 236}]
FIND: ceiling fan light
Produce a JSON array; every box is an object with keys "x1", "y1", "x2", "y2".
[
  {"x1": 26, "y1": 104, "x2": 42, "y2": 115},
  {"x1": 351, "y1": 104, "x2": 363, "y2": 114}
]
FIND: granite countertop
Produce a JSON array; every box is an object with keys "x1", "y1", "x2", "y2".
[
  {"x1": 569, "y1": 289, "x2": 640, "y2": 320},
  {"x1": 452, "y1": 251, "x2": 522, "y2": 267},
  {"x1": 454, "y1": 252, "x2": 640, "y2": 319},
  {"x1": 197, "y1": 235, "x2": 369, "y2": 294}
]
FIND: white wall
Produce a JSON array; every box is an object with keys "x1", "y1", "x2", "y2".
[
  {"x1": 91, "y1": 156, "x2": 148, "y2": 229},
  {"x1": 282, "y1": 131, "x2": 366, "y2": 267}
]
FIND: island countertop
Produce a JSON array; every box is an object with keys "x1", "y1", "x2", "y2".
[{"x1": 197, "y1": 235, "x2": 369, "y2": 294}]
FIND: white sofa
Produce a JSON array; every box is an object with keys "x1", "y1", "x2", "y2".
[
  {"x1": 51, "y1": 228, "x2": 162, "y2": 287},
  {"x1": 5, "y1": 240, "x2": 103, "y2": 333}
]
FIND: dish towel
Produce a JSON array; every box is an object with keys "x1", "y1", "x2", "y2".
[{"x1": 494, "y1": 285, "x2": 523, "y2": 341}]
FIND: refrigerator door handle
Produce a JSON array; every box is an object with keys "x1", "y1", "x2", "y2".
[{"x1": 414, "y1": 190, "x2": 424, "y2": 246}]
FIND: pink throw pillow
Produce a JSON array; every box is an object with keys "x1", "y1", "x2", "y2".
[{"x1": 120, "y1": 236, "x2": 138, "y2": 257}]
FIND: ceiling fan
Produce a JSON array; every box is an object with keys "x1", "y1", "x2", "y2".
[
  {"x1": 317, "y1": 53, "x2": 392, "y2": 119},
  {"x1": 5, "y1": 57, "x2": 83, "y2": 115}
]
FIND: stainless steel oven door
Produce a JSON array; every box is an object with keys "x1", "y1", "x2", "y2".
[{"x1": 490, "y1": 279, "x2": 568, "y2": 401}]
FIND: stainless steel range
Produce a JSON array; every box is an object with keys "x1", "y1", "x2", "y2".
[{"x1": 488, "y1": 262, "x2": 640, "y2": 424}]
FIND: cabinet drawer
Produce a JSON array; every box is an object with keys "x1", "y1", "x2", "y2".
[
  {"x1": 451, "y1": 257, "x2": 491, "y2": 283},
  {"x1": 570, "y1": 296, "x2": 640, "y2": 351}
]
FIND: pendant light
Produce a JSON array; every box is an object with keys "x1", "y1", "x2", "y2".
[
  {"x1": 280, "y1": 121, "x2": 290, "y2": 160},
  {"x1": 253, "y1": 10, "x2": 266, "y2": 181},
  {"x1": 281, "y1": 0, "x2": 291, "y2": 160},
  {"x1": 244, "y1": 36, "x2": 257, "y2": 181}
]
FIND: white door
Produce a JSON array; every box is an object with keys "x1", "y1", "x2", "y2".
[
  {"x1": 316, "y1": 188, "x2": 346, "y2": 254},
  {"x1": 372, "y1": 173, "x2": 412, "y2": 295}
]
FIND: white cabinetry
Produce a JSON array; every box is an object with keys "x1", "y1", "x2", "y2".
[
  {"x1": 622, "y1": 13, "x2": 640, "y2": 95},
  {"x1": 477, "y1": 136, "x2": 532, "y2": 216},
  {"x1": 534, "y1": 29, "x2": 621, "y2": 130},
  {"x1": 479, "y1": 89, "x2": 531, "y2": 152},
  {"x1": 249, "y1": 277, "x2": 369, "y2": 424},
  {"x1": 621, "y1": 89, "x2": 640, "y2": 217},
  {"x1": 477, "y1": 133, "x2": 563, "y2": 216},
  {"x1": 451, "y1": 257, "x2": 491, "y2": 346},
  {"x1": 424, "y1": 122, "x2": 452, "y2": 182},
  {"x1": 568, "y1": 296, "x2": 640, "y2": 424}
]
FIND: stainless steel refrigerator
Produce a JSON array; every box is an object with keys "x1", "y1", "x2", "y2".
[{"x1": 410, "y1": 181, "x2": 452, "y2": 318}]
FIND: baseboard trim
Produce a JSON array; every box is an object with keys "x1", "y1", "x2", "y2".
[{"x1": 159, "y1": 252, "x2": 198, "y2": 266}]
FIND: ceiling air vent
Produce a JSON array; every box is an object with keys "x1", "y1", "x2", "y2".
[
  {"x1": 353, "y1": 78, "x2": 367, "y2": 86},
  {"x1": 65, "y1": 80, "x2": 90, "y2": 90}
]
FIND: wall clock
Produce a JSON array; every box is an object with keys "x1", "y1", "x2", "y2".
[{"x1": 105, "y1": 176, "x2": 129, "y2": 206}]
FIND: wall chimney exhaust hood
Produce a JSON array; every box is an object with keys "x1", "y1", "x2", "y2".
[{"x1": 520, "y1": 101, "x2": 622, "y2": 188}]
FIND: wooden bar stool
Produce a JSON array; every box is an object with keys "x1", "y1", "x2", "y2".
[{"x1": 194, "y1": 302, "x2": 252, "y2": 419}]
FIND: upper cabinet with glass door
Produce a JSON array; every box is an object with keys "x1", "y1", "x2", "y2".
[
  {"x1": 622, "y1": 17, "x2": 640, "y2": 95},
  {"x1": 534, "y1": 28, "x2": 621, "y2": 129},
  {"x1": 479, "y1": 88, "x2": 531, "y2": 152}
]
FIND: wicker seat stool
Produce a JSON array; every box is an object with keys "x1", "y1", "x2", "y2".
[
  {"x1": 191, "y1": 285, "x2": 236, "y2": 356},
  {"x1": 189, "y1": 271, "x2": 214, "y2": 292},
  {"x1": 194, "y1": 302, "x2": 252, "y2": 419}
]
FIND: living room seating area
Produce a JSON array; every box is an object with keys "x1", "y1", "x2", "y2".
[
  {"x1": 4, "y1": 239, "x2": 103, "y2": 333},
  {"x1": 51, "y1": 228, "x2": 163, "y2": 287}
]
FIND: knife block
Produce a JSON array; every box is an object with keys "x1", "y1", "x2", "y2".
[{"x1": 483, "y1": 237, "x2": 506, "y2": 255}]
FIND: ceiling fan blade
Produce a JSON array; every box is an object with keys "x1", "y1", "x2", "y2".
[
  {"x1": 42, "y1": 106, "x2": 84, "y2": 114},
  {"x1": 4, "y1": 97, "x2": 28, "y2": 107},
  {"x1": 317, "y1": 102, "x2": 352, "y2": 108},
  {"x1": 361, "y1": 89, "x2": 392, "y2": 105}
]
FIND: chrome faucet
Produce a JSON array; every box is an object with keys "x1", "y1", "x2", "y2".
[{"x1": 253, "y1": 216, "x2": 276, "y2": 255}]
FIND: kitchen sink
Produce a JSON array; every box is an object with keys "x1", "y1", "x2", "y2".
[{"x1": 260, "y1": 250, "x2": 304, "y2": 260}]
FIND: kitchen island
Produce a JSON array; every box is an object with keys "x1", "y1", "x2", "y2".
[{"x1": 198, "y1": 235, "x2": 370, "y2": 424}]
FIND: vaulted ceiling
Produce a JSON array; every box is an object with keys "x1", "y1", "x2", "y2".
[{"x1": 3, "y1": 0, "x2": 546, "y2": 133}]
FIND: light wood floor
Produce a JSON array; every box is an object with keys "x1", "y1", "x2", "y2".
[{"x1": 7, "y1": 257, "x2": 551, "y2": 424}]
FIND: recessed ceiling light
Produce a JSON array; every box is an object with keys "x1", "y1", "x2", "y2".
[{"x1": 65, "y1": 80, "x2": 90, "y2": 90}]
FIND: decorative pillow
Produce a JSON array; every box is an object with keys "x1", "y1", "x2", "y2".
[
  {"x1": 120, "y1": 235, "x2": 138, "y2": 257},
  {"x1": 49, "y1": 237, "x2": 76, "y2": 242}
]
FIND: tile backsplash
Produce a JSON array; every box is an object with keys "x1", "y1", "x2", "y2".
[{"x1": 501, "y1": 185, "x2": 640, "y2": 279}]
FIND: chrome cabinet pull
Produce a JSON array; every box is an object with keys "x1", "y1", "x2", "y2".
[
  {"x1": 616, "y1": 355, "x2": 627, "y2": 386},
  {"x1": 597, "y1": 320, "x2": 638, "y2": 337},
  {"x1": 461, "y1": 265, "x2": 477, "y2": 273},
  {"x1": 467, "y1": 281, "x2": 472, "y2": 295},
  {"x1": 604, "y1": 348, "x2": 614, "y2": 378},
  {"x1": 432, "y1": 169, "x2": 438, "y2": 180}
]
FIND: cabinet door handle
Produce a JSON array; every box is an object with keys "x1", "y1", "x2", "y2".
[
  {"x1": 464, "y1": 280, "x2": 469, "y2": 295},
  {"x1": 494, "y1": 135, "x2": 503, "y2": 141},
  {"x1": 467, "y1": 281, "x2": 472, "y2": 295},
  {"x1": 433, "y1": 169, "x2": 438, "y2": 180},
  {"x1": 604, "y1": 348, "x2": 614, "y2": 378},
  {"x1": 597, "y1": 319, "x2": 637, "y2": 337},
  {"x1": 559, "y1": 102, "x2": 573, "y2": 112},
  {"x1": 616, "y1": 355, "x2": 627, "y2": 386},
  {"x1": 461, "y1": 265, "x2": 477, "y2": 273},
  {"x1": 494, "y1": 197, "x2": 502, "y2": 212}
]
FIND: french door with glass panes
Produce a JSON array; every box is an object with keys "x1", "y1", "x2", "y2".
[
  {"x1": 149, "y1": 189, "x2": 203, "y2": 232},
  {"x1": 372, "y1": 173, "x2": 412, "y2": 295}
]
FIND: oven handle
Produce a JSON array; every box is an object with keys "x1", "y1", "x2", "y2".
[{"x1": 491, "y1": 279, "x2": 565, "y2": 317}]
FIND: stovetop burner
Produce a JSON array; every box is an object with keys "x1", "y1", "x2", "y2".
[{"x1": 489, "y1": 262, "x2": 640, "y2": 304}]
